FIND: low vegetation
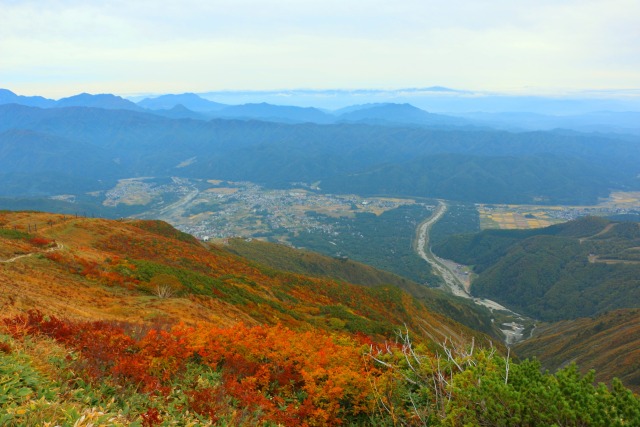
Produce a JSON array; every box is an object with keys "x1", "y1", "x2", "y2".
[
  {"x1": 2, "y1": 211, "x2": 639, "y2": 425},
  {"x1": 2, "y1": 312, "x2": 639, "y2": 426},
  {"x1": 224, "y1": 237, "x2": 498, "y2": 337}
]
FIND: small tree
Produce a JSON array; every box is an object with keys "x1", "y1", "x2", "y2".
[{"x1": 147, "y1": 274, "x2": 184, "y2": 298}]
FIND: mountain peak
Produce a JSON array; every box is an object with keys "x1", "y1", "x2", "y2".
[
  {"x1": 337, "y1": 102, "x2": 467, "y2": 127},
  {"x1": 137, "y1": 93, "x2": 227, "y2": 112},
  {"x1": 0, "y1": 88, "x2": 55, "y2": 108},
  {"x1": 0, "y1": 88, "x2": 17, "y2": 96},
  {"x1": 56, "y1": 93, "x2": 142, "y2": 111}
]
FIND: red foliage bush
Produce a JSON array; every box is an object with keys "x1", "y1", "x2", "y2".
[
  {"x1": 44, "y1": 251, "x2": 64, "y2": 262},
  {"x1": 140, "y1": 408, "x2": 162, "y2": 427},
  {"x1": 29, "y1": 237, "x2": 53, "y2": 247},
  {"x1": 186, "y1": 386, "x2": 227, "y2": 422},
  {"x1": 2, "y1": 311, "x2": 376, "y2": 426}
]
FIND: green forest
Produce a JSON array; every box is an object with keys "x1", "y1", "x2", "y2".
[
  {"x1": 433, "y1": 217, "x2": 640, "y2": 321},
  {"x1": 288, "y1": 204, "x2": 441, "y2": 286}
]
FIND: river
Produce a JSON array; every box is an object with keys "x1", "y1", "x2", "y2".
[{"x1": 416, "y1": 200, "x2": 530, "y2": 344}]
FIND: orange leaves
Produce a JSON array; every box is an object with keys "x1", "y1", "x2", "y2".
[
  {"x1": 43, "y1": 251, "x2": 64, "y2": 262},
  {"x1": 3, "y1": 311, "x2": 376, "y2": 426},
  {"x1": 190, "y1": 324, "x2": 373, "y2": 425},
  {"x1": 41, "y1": 249, "x2": 137, "y2": 288},
  {"x1": 28, "y1": 237, "x2": 53, "y2": 247}
]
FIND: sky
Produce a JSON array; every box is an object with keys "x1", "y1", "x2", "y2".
[{"x1": 1, "y1": 0, "x2": 639, "y2": 99}]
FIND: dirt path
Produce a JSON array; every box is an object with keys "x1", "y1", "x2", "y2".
[
  {"x1": 579, "y1": 223, "x2": 615, "y2": 243},
  {"x1": 0, "y1": 242, "x2": 64, "y2": 263}
]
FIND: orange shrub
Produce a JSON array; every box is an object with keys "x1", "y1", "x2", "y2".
[
  {"x1": 2, "y1": 311, "x2": 378, "y2": 426},
  {"x1": 29, "y1": 237, "x2": 53, "y2": 247}
]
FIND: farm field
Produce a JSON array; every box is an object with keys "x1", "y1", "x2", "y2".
[
  {"x1": 477, "y1": 191, "x2": 640, "y2": 230},
  {"x1": 477, "y1": 206, "x2": 563, "y2": 229}
]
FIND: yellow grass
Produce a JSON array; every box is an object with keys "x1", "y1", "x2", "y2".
[{"x1": 477, "y1": 206, "x2": 560, "y2": 230}]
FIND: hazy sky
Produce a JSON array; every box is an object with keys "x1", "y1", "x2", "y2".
[{"x1": 2, "y1": 0, "x2": 639, "y2": 98}]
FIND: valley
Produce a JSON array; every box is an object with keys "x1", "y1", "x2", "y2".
[
  {"x1": 415, "y1": 200, "x2": 533, "y2": 344},
  {"x1": 4, "y1": 0, "x2": 640, "y2": 420},
  {"x1": 478, "y1": 191, "x2": 640, "y2": 230},
  {"x1": 100, "y1": 177, "x2": 640, "y2": 347},
  {"x1": 110, "y1": 177, "x2": 416, "y2": 241},
  {"x1": 39, "y1": 176, "x2": 638, "y2": 348},
  {"x1": 1, "y1": 90, "x2": 640, "y2": 424},
  {"x1": 83, "y1": 175, "x2": 640, "y2": 241}
]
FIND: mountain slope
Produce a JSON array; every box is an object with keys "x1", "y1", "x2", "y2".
[
  {"x1": 433, "y1": 217, "x2": 640, "y2": 321},
  {"x1": 338, "y1": 103, "x2": 468, "y2": 127},
  {"x1": 0, "y1": 129, "x2": 118, "y2": 176},
  {"x1": 222, "y1": 237, "x2": 498, "y2": 337},
  {"x1": 321, "y1": 153, "x2": 613, "y2": 204},
  {"x1": 147, "y1": 104, "x2": 209, "y2": 120},
  {"x1": 0, "y1": 129, "x2": 119, "y2": 195},
  {"x1": 0, "y1": 211, "x2": 486, "y2": 344},
  {"x1": 55, "y1": 93, "x2": 143, "y2": 111},
  {"x1": 515, "y1": 308, "x2": 640, "y2": 390}
]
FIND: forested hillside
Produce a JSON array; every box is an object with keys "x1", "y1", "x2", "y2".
[
  {"x1": 433, "y1": 217, "x2": 640, "y2": 321},
  {"x1": 1, "y1": 104, "x2": 639, "y2": 204},
  {"x1": 288, "y1": 204, "x2": 441, "y2": 285}
]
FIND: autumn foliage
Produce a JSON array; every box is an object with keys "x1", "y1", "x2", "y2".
[
  {"x1": 4, "y1": 310, "x2": 639, "y2": 426},
  {"x1": 2, "y1": 310, "x2": 376, "y2": 426},
  {"x1": 3, "y1": 213, "x2": 639, "y2": 425}
]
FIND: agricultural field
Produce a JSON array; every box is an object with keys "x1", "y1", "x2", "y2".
[
  {"x1": 477, "y1": 191, "x2": 640, "y2": 230},
  {"x1": 477, "y1": 206, "x2": 563, "y2": 229}
]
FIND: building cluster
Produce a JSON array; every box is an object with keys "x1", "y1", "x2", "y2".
[{"x1": 176, "y1": 181, "x2": 411, "y2": 241}]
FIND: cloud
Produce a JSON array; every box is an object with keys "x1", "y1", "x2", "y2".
[{"x1": 1, "y1": 0, "x2": 639, "y2": 96}]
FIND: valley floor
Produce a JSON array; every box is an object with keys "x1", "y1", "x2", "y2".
[{"x1": 414, "y1": 200, "x2": 533, "y2": 344}]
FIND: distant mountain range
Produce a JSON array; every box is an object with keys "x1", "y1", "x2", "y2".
[
  {"x1": 0, "y1": 88, "x2": 55, "y2": 108},
  {"x1": 336, "y1": 103, "x2": 468, "y2": 127},
  {"x1": 190, "y1": 87, "x2": 640, "y2": 114},
  {"x1": 3, "y1": 88, "x2": 640, "y2": 133},
  {"x1": 137, "y1": 93, "x2": 470, "y2": 127},
  {"x1": 0, "y1": 89, "x2": 141, "y2": 111},
  {"x1": 0, "y1": 88, "x2": 470, "y2": 127},
  {"x1": 1, "y1": 97, "x2": 639, "y2": 204},
  {"x1": 137, "y1": 92, "x2": 228, "y2": 112}
]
